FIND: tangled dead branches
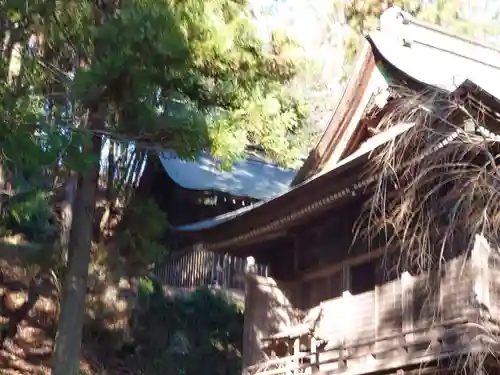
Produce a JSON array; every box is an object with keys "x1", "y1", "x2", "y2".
[
  {"x1": 355, "y1": 86, "x2": 500, "y2": 276},
  {"x1": 350, "y1": 87, "x2": 500, "y2": 373}
]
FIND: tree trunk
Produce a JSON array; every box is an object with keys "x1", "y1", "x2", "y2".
[
  {"x1": 0, "y1": 162, "x2": 6, "y2": 216},
  {"x1": 115, "y1": 153, "x2": 154, "y2": 230},
  {"x1": 106, "y1": 140, "x2": 116, "y2": 199},
  {"x1": 59, "y1": 173, "x2": 77, "y2": 265},
  {"x1": 51, "y1": 105, "x2": 105, "y2": 375},
  {"x1": 96, "y1": 140, "x2": 116, "y2": 240}
]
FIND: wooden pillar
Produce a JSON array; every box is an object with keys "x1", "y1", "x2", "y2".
[
  {"x1": 292, "y1": 235, "x2": 302, "y2": 309},
  {"x1": 310, "y1": 336, "x2": 319, "y2": 373},
  {"x1": 373, "y1": 283, "x2": 380, "y2": 356},
  {"x1": 284, "y1": 338, "x2": 299, "y2": 375},
  {"x1": 241, "y1": 274, "x2": 256, "y2": 375},
  {"x1": 471, "y1": 234, "x2": 491, "y2": 312},
  {"x1": 338, "y1": 265, "x2": 351, "y2": 369},
  {"x1": 401, "y1": 271, "x2": 414, "y2": 346},
  {"x1": 292, "y1": 337, "x2": 301, "y2": 375},
  {"x1": 241, "y1": 275, "x2": 253, "y2": 375}
]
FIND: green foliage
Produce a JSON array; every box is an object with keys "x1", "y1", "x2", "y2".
[
  {"x1": 0, "y1": 169, "x2": 58, "y2": 243},
  {"x1": 0, "y1": 0, "x2": 316, "y2": 249},
  {"x1": 62, "y1": 0, "x2": 314, "y2": 167},
  {"x1": 129, "y1": 277, "x2": 243, "y2": 375},
  {"x1": 0, "y1": 0, "x2": 94, "y2": 251},
  {"x1": 0, "y1": 1, "x2": 314, "y2": 371},
  {"x1": 116, "y1": 199, "x2": 169, "y2": 267},
  {"x1": 6, "y1": 190, "x2": 56, "y2": 242}
]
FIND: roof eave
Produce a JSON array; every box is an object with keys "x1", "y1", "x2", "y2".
[
  {"x1": 291, "y1": 39, "x2": 378, "y2": 186},
  {"x1": 172, "y1": 124, "x2": 419, "y2": 254}
]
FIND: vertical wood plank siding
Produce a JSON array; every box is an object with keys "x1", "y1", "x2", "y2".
[{"x1": 154, "y1": 250, "x2": 269, "y2": 290}]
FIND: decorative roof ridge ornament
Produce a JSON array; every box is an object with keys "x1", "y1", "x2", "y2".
[{"x1": 379, "y1": 6, "x2": 413, "y2": 47}]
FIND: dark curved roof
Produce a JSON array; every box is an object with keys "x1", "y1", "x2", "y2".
[
  {"x1": 169, "y1": 8, "x2": 500, "y2": 256},
  {"x1": 158, "y1": 150, "x2": 296, "y2": 200},
  {"x1": 292, "y1": 6, "x2": 500, "y2": 187}
]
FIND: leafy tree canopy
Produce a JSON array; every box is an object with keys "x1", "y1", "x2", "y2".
[
  {"x1": 0, "y1": 1, "x2": 319, "y2": 373},
  {"x1": 41, "y1": 0, "x2": 313, "y2": 168}
]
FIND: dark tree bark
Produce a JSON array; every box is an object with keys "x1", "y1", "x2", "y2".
[
  {"x1": 51, "y1": 105, "x2": 105, "y2": 375},
  {"x1": 59, "y1": 173, "x2": 77, "y2": 265}
]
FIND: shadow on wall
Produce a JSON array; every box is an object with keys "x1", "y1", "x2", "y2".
[
  {"x1": 308, "y1": 253, "x2": 482, "y2": 374},
  {"x1": 242, "y1": 241, "x2": 493, "y2": 375},
  {"x1": 243, "y1": 275, "x2": 302, "y2": 371}
]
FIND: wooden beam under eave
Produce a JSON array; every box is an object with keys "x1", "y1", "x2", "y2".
[{"x1": 298, "y1": 245, "x2": 391, "y2": 283}]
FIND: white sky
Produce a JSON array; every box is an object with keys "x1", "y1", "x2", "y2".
[
  {"x1": 250, "y1": 0, "x2": 349, "y2": 53},
  {"x1": 251, "y1": 0, "x2": 500, "y2": 46}
]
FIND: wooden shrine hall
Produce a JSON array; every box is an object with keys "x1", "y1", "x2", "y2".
[{"x1": 171, "y1": 7, "x2": 500, "y2": 375}]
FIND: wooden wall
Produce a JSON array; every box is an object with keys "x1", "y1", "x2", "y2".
[
  {"x1": 239, "y1": 201, "x2": 500, "y2": 375},
  {"x1": 243, "y1": 255, "x2": 479, "y2": 375},
  {"x1": 241, "y1": 275, "x2": 300, "y2": 375},
  {"x1": 155, "y1": 249, "x2": 269, "y2": 290}
]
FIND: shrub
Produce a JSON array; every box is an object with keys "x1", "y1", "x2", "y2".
[{"x1": 128, "y1": 276, "x2": 243, "y2": 375}]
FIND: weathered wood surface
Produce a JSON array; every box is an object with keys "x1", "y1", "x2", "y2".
[
  {"x1": 245, "y1": 254, "x2": 486, "y2": 375},
  {"x1": 155, "y1": 249, "x2": 269, "y2": 290}
]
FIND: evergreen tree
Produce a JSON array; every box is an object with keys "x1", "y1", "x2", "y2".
[{"x1": 0, "y1": 0, "x2": 315, "y2": 373}]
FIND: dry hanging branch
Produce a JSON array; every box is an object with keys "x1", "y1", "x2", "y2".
[
  {"x1": 351, "y1": 87, "x2": 500, "y2": 373},
  {"x1": 354, "y1": 87, "x2": 500, "y2": 275}
]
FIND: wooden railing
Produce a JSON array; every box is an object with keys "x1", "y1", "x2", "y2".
[
  {"x1": 250, "y1": 256, "x2": 479, "y2": 375},
  {"x1": 154, "y1": 249, "x2": 269, "y2": 290},
  {"x1": 250, "y1": 317, "x2": 475, "y2": 375}
]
